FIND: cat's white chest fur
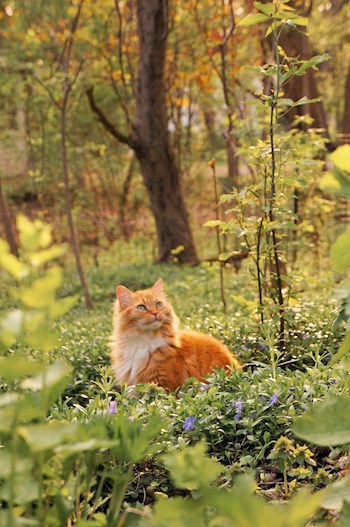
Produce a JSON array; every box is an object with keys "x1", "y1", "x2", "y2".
[{"x1": 112, "y1": 331, "x2": 167, "y2": 385}]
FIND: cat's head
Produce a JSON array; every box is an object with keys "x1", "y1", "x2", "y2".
[{"x1": 115, "y1": 279, "x2": 177, "y2": 333}]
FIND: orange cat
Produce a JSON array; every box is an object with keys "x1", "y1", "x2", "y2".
[{"x1": 110, "y1": 279, "x2": 241, "y2": 391}]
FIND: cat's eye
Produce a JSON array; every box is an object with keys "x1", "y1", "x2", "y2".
[
  {"x1": 156, "y1": 301, "x2": 163, "y2": 308},
  {"x1": 136, "y1": 304, "x2": 147, "y2": 311}
]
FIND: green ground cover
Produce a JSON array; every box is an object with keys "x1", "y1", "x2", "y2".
[{"x1": 1, "y1": 224, "x2": 350, "y2": 526}]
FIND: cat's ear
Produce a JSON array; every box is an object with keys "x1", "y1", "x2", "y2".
[
  {"x1": 116, "y1": 285, "x2": 133, "y2": 308},
  {"x1": 152, "y1": 278, "x2": 163, "y2": 294}
]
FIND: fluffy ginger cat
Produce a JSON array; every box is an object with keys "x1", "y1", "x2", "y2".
[{"x1": 110, "y1": 279, "x2": 241, "y2": 391}]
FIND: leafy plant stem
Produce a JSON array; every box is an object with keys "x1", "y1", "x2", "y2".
[
  {"x1": 7, "y1": 405, "x2": 20, "y2": 527},
  {"x1": 283, "y1": 460, "x2": 289, "y2": 498},
  {"x1": 107, "y1": 465, "x2": 133, "y2": 527},
  {"x1": 256, "y1": 216, "x2": 265, "y2": 323},
  {"x1": 210, "y1": 161, "x2": 227, "y2": 314},
  {"x1": 82, "y1": 453, "x2": 96, "y2": 519},
  {"x1": 269, "y1": 23, "x2": 285, "y2": 353},
  {"x1": 91, "y1": 468, "x2": 109, "y2": 515}
]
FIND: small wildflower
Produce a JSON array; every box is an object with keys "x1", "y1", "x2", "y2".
[
  {"x1": 257, "y1": 343, "x2": 269, "y2": 352},
  {"x1": 200, "y1": 384, "x2": 210, "y2": 391},
  {"x1": 230, "y1": 397, "x2": 244, "y2": 410},
  {"x1": 183, "y1": 416, "x2": 196, "y2": 431},
  {"x1": 128, "y1": 415, "x2": 135, "y2": 422},
  {"x1": 269, "y1": 392, "x2": 279, "y2": 407},
  {"x1": 230, "y1": 398, "x2": 244, "y2": 422},
  {"x1": 109, "y1": 401, "x2": 117, "y2": 414},
  {"x1": 234, "y1": 413, "x2": 241, "y2": 422}
]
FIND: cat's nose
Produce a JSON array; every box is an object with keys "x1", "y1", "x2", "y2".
[{"x1": 149, "y1": 310, "x2": 159, "y2": 317}]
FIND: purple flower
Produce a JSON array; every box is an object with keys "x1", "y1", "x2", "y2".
[
  {"x1": 234, "y1": 412, "x2": 241, "y2": 422},
  {"x1": 269, "y1": 392, "x2": 279, "y2": 407},
  {"x1": 183, "y1": 416, "x2": 196, "y2": 431},
  {"x1": 200, "y1": 384, "x2": 210, "y2": 392},
  {"x1": 230, "y1": 398, "x2": 244, "y2": 410},
  {"x1": 128, "y1": 415, "x2": 135, "y2": 422},
  {"x1": 109, "y1": 401, "x2": 117, "y2": 414},
  {"x1": 230, "y1": 398, "x2": 244, "y2": 422},
  {"x1": 258, "y1": 343, "x2": 269, "y2": 352}
]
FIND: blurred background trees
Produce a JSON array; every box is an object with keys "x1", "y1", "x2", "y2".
[{"x1": 0, "y1": 0, "x2": 349, "y2": 265}]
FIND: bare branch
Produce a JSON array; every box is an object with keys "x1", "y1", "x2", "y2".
[{"x1": 86, "y1": 87, "x2": 134, "y2": 147}]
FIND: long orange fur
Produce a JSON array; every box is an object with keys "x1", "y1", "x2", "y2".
[{"x1": 110, "y1": 279, "x2": 241, "y2": 391}]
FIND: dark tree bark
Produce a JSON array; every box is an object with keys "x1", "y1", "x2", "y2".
[
  {"x1": 87, "y1": 0, "x2": 199, "y2": 264},
  {"x1": 133, "y1": 0, "x2": 198, "y2": 263},
  {"x1": 342, "y1": 59, "x2": 350, "y2": 136},
  {"x1": 0, "y1": 175, "x2": 18, "y2": 256},
  {"x1": 261, "y1": 0, "x2": 334, "y2": 148},
  {"x1": 279, "y1": 28, "x2": 330, "y2": 137}
]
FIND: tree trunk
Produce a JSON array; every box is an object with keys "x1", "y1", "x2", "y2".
[
  {"x1": 132, "y1": 0, "x2": 198, "y2": 264},
  {"x1": 0, "y1": 175, "x2": 18, "y2": 256},
  {"x1": 342, "y1": 59, "x2": 350, "y2": 136},
  {"x1": 87, "y1": 0, "x2": 199, "y2": 264},
  {"x1": 279, "y1": 29, "x2": 330, "y2": 138}
]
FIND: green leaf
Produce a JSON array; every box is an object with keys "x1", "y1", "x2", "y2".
[
  {"x1": 295, "y1": 54, "x2": 331, "y2": 76},
  {"x1": 321, "y1": 473, "x2": 350, "y2": 512},
  {"x1": 265, "y1": 20, "x2": 283, "y2": 37},
  {"x1": 28, "y1": 244, "x2": 66, "y2": 266},
  {"x1": 202, "y1": 219, "x2": 225, "y2": 229},
  {"x1": 164, "y1": 442, "x2": 224, "y2": 490},
  {"x1": 339, "y1": 500, "x2": 350, "y2": 527},
  {"x1": 0, "y1": 310, "x2": 24, "y2": 349},
  {"x1": 145, "y1": 496, "x2": 203, "y2": 527},
  {"x1": 254, "y1": 2, "x2": 274, "y2": 16},
  {"x1": 287, "y1": 15, "x2": 308, "y2": 26},
  {"x1": 293, "y1": 396, "x2": 350, "y2": 446},
  {"x1": 0, "y1": 356, "x2": 44, "y2": 380},
  {"x1": 319, "y1": 172, "x2": 342, "y2": 192},
  {"x1": 276, "y1": 98, "x2": 295, "y2": 107},
  {"x1": 0, "y1": 393, "x2": 45, "y2": 432},
  {"x1": 48, "y1": 294, "x2": 79, "y2": 319},
  {"x1": 0, "y1": 476, "x2": 39, "y2": 504},
  {"x1": 0, "y1": 240, "x2": 28, "y2": 280},
  {"x1": 280, "y1": 66, "x2": 298, "y2": 83},
  {"x1": 292, "y1": 96, "x2": 321, "y2": 106},
  {"x1": 18, "y1": 421, "x2": 80, "y2": 452},
  {"x1": 0, "y1": 449, "x2": 34, "y2": 477},
  {"x1": 238, "y1": 13, "x2": 268, "y2": 27},
  {"x1": 55, "y1": 438, "x2": 119, "y2": 456},
  {"x1": 333, "y1": 168, "x2": 350, "y2": 198},
  {"x1": 110, "y1": 413, "x2": 162, "y2": 464},
  {"x1": 330, "y1": 330, "x2": 350, "y2": 364},
  {"x1": 330, "y1": 145, "x2": 350, "y2": 172},
  {"x1": 330, "y1": 229, "x2": 350, "y2": 272},
  {"x1": 17, "y1": 214, "x2": 52, "y2": 252},
  {"x1": 0, "y1": 511, "x2": 40, "y2": 527},
  {"x1": 21, "y1": 360, "x2": 72, "y2": 406},
  {"x1": 23, "y1": 326, "x2": 59, "y2": 353},
  {"x1": 200, "y1": 474, "x2": 270, "y2": 526},
  {"x1": 15, "y1": 266, "x2": 63, "y2": 308}
]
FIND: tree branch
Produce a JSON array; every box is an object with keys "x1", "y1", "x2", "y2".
[{"x1": 86, "y1": 87, "x2": 134, "y2": 147}]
